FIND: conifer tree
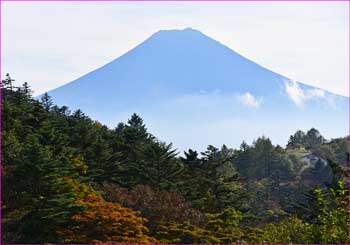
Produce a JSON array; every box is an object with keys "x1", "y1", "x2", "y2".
[
  {"x1": 40, "y1": 92, "x2": 53, "y2": 111},
  {"x1": 9, "y1": 136, "x2": 81, "y2": 243},
  {"x1": 140, "y1": 142, "x2": 183, "y2": 191},
  {"x1": 2, "y1": 73, "x2": 15, "y2": 90}
]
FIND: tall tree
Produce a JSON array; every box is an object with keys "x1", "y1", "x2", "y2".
[
  {"x1": 40, "y1": 93, "x2": 53, "y2": 111},
  {"x1": 6, "y1": 136, "x2": 81, "y2": 243},
  {"x1": 141, "y1": 142, "x2": 183, "y2": 191}
]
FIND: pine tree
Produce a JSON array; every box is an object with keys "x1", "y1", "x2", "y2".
[
  {"x1": 141, "y1": 142, "x2": 183, "y2": 191},
  {"x1": 287, "y1": 130, "x2": 306, "y2": 149},
  {"x1": 115, "y1": 114, "x2": 151, "y2": 163},
  {"x1": 2, "y1": 73, "x2": 15, "y2": 90},
  {"x1": 305, "y1": 128, "x2": 325, "y2": 149},
  {"x1": 128, "y1": 113, "x2": 147, "y2": 134},
  {"x1": 182, "y1": 145, "x2": 247, "y2": 212},
  {"x1": 10, "y1": 136, "x2": 82, "y2": 243},
  {"x1": 40, "y1": 92, "x2": 53, "y2": 111},
  {"x1": 20, "y1": 82, "x2": 32, "y2": 99},
  {"x1": 180, "y1": 149, "x2": 201, "y2": 170}
]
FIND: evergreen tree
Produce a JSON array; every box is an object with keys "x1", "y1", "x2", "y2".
[
  {"x1": 128, "y1": 113, "x2": 147, "y2": 134},
  {"x1": 305, "y1": 128, "x2": 325, "y2": 149},
  {"x1": 40, "y1": 93, "x2": 53, "y2": 111},
  {"x1": 141, "y1": 142, "x2": 183, "y2": 191},
  {"x1": 2, "y1": 73, "x2": 15, "y2": 90},
  {"x1": 180, "y1": 149, "x2": 201, "y2": 170},
  {"x1": 7, "y1": 136, "x2": 81, "y2": 243},
  {"x1": 182, "y1": 145, "x2": 247, "y2": 212},
  {"x1": 287, "y1": 130, "x2": 306, "y2": 148}
]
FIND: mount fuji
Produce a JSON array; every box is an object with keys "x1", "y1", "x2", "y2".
[{"x1": 44, "y1": 28, "x2": 348, "y2": 151}]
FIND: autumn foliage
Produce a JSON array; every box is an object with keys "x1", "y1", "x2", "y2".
[
  {"x1": 58, "y1": 191, "x2": 157, "y2": 244},
  {"x1": 102, "y1": 183, "x2": 206, "y2": 228},
  {"x1": 2, "y1": 77, "x2": 349, "y2": 244}
]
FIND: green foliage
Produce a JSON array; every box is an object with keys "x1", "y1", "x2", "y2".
[
  {"x1": 206, "y1": 207, "x2": 242, "y2": 230},
  {"x1": 287, "y1": 128, "x2": 326, "y2": 150},
  {"x1": 156, "y1": 222, "x2": 221, "y2": 244},
  {"x1": 312, "y1": 181, "x2": 349, "y2": 243},
  {"x1": 3, "y1": 135, "x2": 83, "y2": 243},
  {"x1": 140, "y1": 142, "x2": 184, "y2": 191},
  {"x1": 180, "y1": 145, "x2": 247, "y2": 213},
  {"x1": 2, "y1": 77, "x2": 349, "y2": 244},
  {"x1": 261, "y1": 215, "x2": 314, "y2": 243},
  {"x1": 235, "y1": 137, "x2": 294, "y2": 181}
]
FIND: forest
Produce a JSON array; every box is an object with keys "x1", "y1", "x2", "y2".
[{"x1": 1, "y1": 74, "x2": 349, "y2": 244}]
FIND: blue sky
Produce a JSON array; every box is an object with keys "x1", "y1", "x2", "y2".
[{"x1": 2, "y1": 1, "x2": 349, "y2": 96}]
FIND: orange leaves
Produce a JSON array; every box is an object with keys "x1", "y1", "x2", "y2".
[{"x1": 59, "y1": 191, "x2": 158, "y2": 244}]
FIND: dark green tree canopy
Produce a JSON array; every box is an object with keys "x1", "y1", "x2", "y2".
[{"x1": 2, "y1": 77, "x2": 348, "y2": 244}]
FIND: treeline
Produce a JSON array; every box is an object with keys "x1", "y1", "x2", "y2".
[{"x1": 2, "y1": 75, "x2": 349, "y2": 244}]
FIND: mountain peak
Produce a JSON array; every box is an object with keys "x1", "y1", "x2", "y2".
[
  {"x1": 157, "y1": 27, "x2": 200, "y2": 33},
  {"x1": 150, "y1": 27, "x2": 206, "y2": 40},
  {"x1": 45, "y1": 28, "x2": 347, "y2": 152}
]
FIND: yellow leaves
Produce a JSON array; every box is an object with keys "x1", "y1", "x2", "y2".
[
  {"x1": 2, "y1": 129, "x2": 22, "y2": 163},
  {"x1": 156, "y1": 221, "x2": 222, "y2": 244},
  {"x1": 71, "y1": 154, "x2": 88, "y2": 175},
  {"x1": 93, "y1": 121, "x2": 103, "y2": 129}
]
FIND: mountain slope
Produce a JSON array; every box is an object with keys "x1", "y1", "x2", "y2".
[{"x1": 45, "y1": 28, "x2": 348, "y2": 151}]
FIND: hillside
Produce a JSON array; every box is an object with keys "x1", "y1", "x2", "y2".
[{"x1": 2, "y1": 77, "x2": 349, "y2": 244}]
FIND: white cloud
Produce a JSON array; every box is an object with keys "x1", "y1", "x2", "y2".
[
  {"x1": 308, "y1": 88, "x2": 326, "y2": 98},
  {"x1": 239, "y1": 92, "x2": 261, "y2": 108},
  {"x1": 284, "y1": 80, "x2": 306, "y2": 107},
  {"x1": 284, "y1": 80, "x2": 327, "y2": 107}
]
